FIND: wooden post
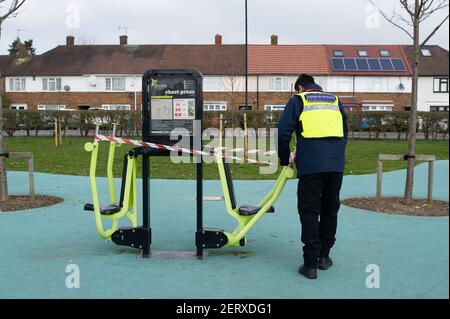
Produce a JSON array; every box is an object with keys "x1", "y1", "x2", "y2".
[
  {"x1": 9, "y1": 152, "x2": 35, "y2": 198},
  {"x1": 219, "y1": 113, "x2": 224, "y2": 148},
  {"x1": 58, "y1": 119, "x2": 63, "y2": 146},
  {"x1": 376, "y1": 158, "x2": 383, "y2": 202},
  {"x1": 427, "y1": 161, "x2": 434, "y2": 203},
  {"x1": 28, "y1": 154, "x2": 35, "y2": 199},
  {"x1": 54, "y1": 120, "x2": 58, "y2": 147}
]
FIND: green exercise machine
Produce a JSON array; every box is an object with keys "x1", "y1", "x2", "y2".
[{"x1": 83, "y1": 69, "x2": 295, "y2": 259}]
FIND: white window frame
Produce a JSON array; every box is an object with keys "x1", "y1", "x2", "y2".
[
  {"x1": 358, "y1": 50, "x2": 368, "y2": 57},
  {"x1": 37, "y1": 105, "x2": 66, "y2": 111},
  {"x1": 362, "y1": 104, "x2": 393, "y2": 112},
  {"x1": 203, "y1": 77, "x2": 225, "y2": 92},
  {"x1": 269, "y1": 77, "x2": 289, "y2": 92},
  {"x1": 421, "y1": 49, "x2": 432, "y2": 57},
  {"x1": 101, "y1": 104, "x2": 131, "y2": 111},
  {"x1": 264, "y1": 105, "x2": 285, "y2": 111},
  {"x1": 203, "y1": 102, "x2": 227, "y2": 112},
  {"x1": 430, "y1": 105, "x2": 449, "y2": 112},
  {"x1": 434, "y1": 78, "x2": 449, "y2": 93},
  {"x1": 10, "y1": 103, "x2": 28, "y2": 110},
  {"x1": 379, "y1": 50, "x2": 391, "y2": 57},
  {"x1": 42, "y1": 78, "x2": 62, "y2": 92},
  {"x1": 9, "y1": 78, "x2": 26, "y2": 92},
  {"x1": 333, "y1": 50, "x2": 344, "y2": 57},
  {"x1": 105, "y1": 77, "x2": 126, "y2": 92}
]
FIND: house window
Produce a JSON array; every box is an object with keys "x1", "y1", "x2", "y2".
[
  {"x1": 37, "y1": 105, "x2": 66, "y2": 111},
  {"x1": 379, "y1": 50, "x2": 391, "y2": 57},
  {"x1": 203, "y1": 102, "x2": 227, "y2": 111},
  {"x1": 434, "y1": 78, "x2": 449, "y2": 93},
  {"x1": 264, "y1": 105, "x2": 285, "y2": 111},
  {"x1": 101, "y1": 104, "x2": 131, "y2": 111},
  {"x1": 10, "y1": 104, "x2": 27, "y2": 110},
  {"x1": 269, "y1": 77, "x2": 289, "y2": 91},
  {"x1": 203, "y1": 77, "x2": 225, "y2": 92},
  {"x1": 105, "y1": 77, "x2": 126, "y2": 91},
  {"x1": 421, "y1": 49, "x2": 432, "y2": 57},
  {"x1": 358, "y1": 50, "x2": 368, "y2": 57},
  {"x1": 9, "y1": 78, "x2": 27, "y2": 91},
  {"x1": 430, "y1": 106, "x2": 449, "y2": 112},
  {"x1": 362, "y1": 104, "x2": 393, "y2": 112},
  {"x1": 333, "y1": 50, "x2": 344, "y2": 57},
  {"x1": 42, "y1": 78, "x2": 62, "y2": 91}
]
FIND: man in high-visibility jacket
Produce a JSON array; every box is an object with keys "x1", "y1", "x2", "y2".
[{"x1": 277, "y1": 74, "x2": 348, "y2": 280}]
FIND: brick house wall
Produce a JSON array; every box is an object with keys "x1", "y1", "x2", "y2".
[{"x1": 5, "y1": 90, "x2": 411, "y2": 112}]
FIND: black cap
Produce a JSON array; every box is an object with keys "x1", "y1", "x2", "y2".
[{"x1": 295, "y1": 74, "x2": 315, "y2": 91}]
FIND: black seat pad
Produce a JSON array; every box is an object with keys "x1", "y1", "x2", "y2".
[
  {"x1": 84, "y1": 203, "x2": 121, "y2": 215},
  {"x1": 238, "y1": 205, "x2": 275, "y2": 216}
]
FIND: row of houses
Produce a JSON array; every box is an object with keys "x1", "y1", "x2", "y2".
[{"x1": 0, "y1": 34, "x2": 448, "y2": 113}]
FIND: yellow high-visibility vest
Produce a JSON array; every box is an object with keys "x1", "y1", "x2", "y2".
[{"x1": 297, "y1": 92, "x2": 344, "y2": 138}]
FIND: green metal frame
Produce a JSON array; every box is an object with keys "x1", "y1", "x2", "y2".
[
  {"x1": 84, "y1": 140, "x2": 138, "y2": 239},
  {"x1": 215, "y1": 153, "x2": 295, "y2": 247}
]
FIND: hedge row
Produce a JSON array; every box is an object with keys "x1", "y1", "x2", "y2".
[{"x1": 1, "y1": 109, "x2": 448, "y2": 140}]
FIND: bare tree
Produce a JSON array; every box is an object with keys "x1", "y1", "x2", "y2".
[
  {"x1": 368, "y1": 0, "x2": 449, "y2": 202},
  {"x1": 0, "y1": 0, "x2": 26, "y2": 201},
  {"x1": 224, "y1": 65, "x2": 243, "y2": 110}
]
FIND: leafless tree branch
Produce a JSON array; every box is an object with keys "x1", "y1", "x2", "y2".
[
  {"x1": 420, "y1": 0, "x2": 449, "y2": 22},
  {"x1": 421, "y1": 13, "x2": 450, "y2": 46},
  {"x1": 368, "y1": 0, "x2": 414, "y2": 39}
]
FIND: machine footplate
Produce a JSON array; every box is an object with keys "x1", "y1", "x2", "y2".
[
  {"x1": 196, "y1": 228, "x2": 228, "y2": 249},
  {"x1": 111, "y1": 227, "x2": 151, "y2": 250}
]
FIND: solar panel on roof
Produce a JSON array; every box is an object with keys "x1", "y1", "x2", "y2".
[
  {"x1": 355, "y1": 58, "x2": 370, "y2": 71},
  {"x1": 331, "y1": 57, "x2": 406, "y2": 72},
  {"x1": 379, "y1": 58, "x2": 394, "y2": 71},
  {"x1": 331, "y1": 58, "x2": 345, "y2": 70},
  {"x1": 367, "y1": 58, "x2": 382, "y2": 71},
  {"x1": 343, "y1": 58, "x2": 357, "y2": 70},
  {"x1": 391, "y1": 58, "x2": 406, "y2": 71}
]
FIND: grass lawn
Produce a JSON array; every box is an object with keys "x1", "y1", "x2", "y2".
[{"x1": 4, "y1": 137, "x2": 449, "y2": 180}]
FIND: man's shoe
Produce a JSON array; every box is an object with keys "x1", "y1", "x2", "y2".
[
  {"x1": 298, "y1": 265, "x2": 317, "y2": 279},
  {"x1": 318, "y1": 256, "x2": 333, "y2": 270}
]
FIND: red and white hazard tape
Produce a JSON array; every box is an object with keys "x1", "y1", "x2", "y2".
[{"x1": 94, "y1": 135, "x2": 278, "y2": 166}]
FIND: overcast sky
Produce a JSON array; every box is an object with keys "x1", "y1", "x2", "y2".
[{"x1": 0, "y1": 0, "x2": 448, "y2": 54}]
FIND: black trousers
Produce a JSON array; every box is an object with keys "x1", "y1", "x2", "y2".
[{"x1": 297, "y1": 172, "x2": 343, "y2": 268}]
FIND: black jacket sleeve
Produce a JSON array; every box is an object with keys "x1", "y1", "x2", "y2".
[{"x1": 276, "y1": 97, "x2": 299, "y2": 166}]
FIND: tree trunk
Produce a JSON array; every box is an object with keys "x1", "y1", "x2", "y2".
[
  {"x1": 404, "y1": 8, "x2": 420, "y2": 202},
  {"x1": 0, "y1": 76, "x2": 9, "y2": 201}
]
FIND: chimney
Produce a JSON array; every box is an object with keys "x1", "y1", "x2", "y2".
[
  {"x1": 66, "y1": 35, "x2": 75, "y2": 46},
  {"x1": 120, "y1": 35, "x2": 128, "y2": 45},
  {"x1": 271, "y1": 34, "x2": 278, "y2": 45},
  {"x1": 215, "y1": 34, "x2": 222, "y2": 45}
]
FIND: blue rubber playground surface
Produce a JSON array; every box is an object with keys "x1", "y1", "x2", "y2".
[{"x1": 0, "y1": 161, "x2": 448, "y2": 299}]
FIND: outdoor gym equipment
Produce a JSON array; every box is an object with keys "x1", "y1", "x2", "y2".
[
  {"x1": 84, "y1": 122, "x2": 139, "y2": 239},
  {"x1": 84, "y1": 69, "x2": 295, "y2": 259},
  {"x1": 204, "y1": 152, "x2": 295, "y2": 248}
]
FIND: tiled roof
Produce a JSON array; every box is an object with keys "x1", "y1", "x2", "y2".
[
  {"x1": 248, "y1": 45, "x2": 330, "y2": 75},
  {"x1": 5, "y1": 45, "x2": 246, "y2": 76},
  {"x1": 0, "y1": 55, "x2": 15, "y2": 74},
  {"x1": 4, "y1": 42, "x2": 448, "y2": 77},
  {"x1": 402, "y1": 45, "x2": 449, "y2": 76}
]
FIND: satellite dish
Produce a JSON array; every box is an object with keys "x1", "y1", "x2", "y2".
[
  {"x1": 88, "y1": 75, "x2": 98, "y2": 87},
  {"x1": 399, "y1": 83, "x2": 405, "y2": 91},
  {"x1": 64, "y1": 85, "x2": 71, "y2": 92}
]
